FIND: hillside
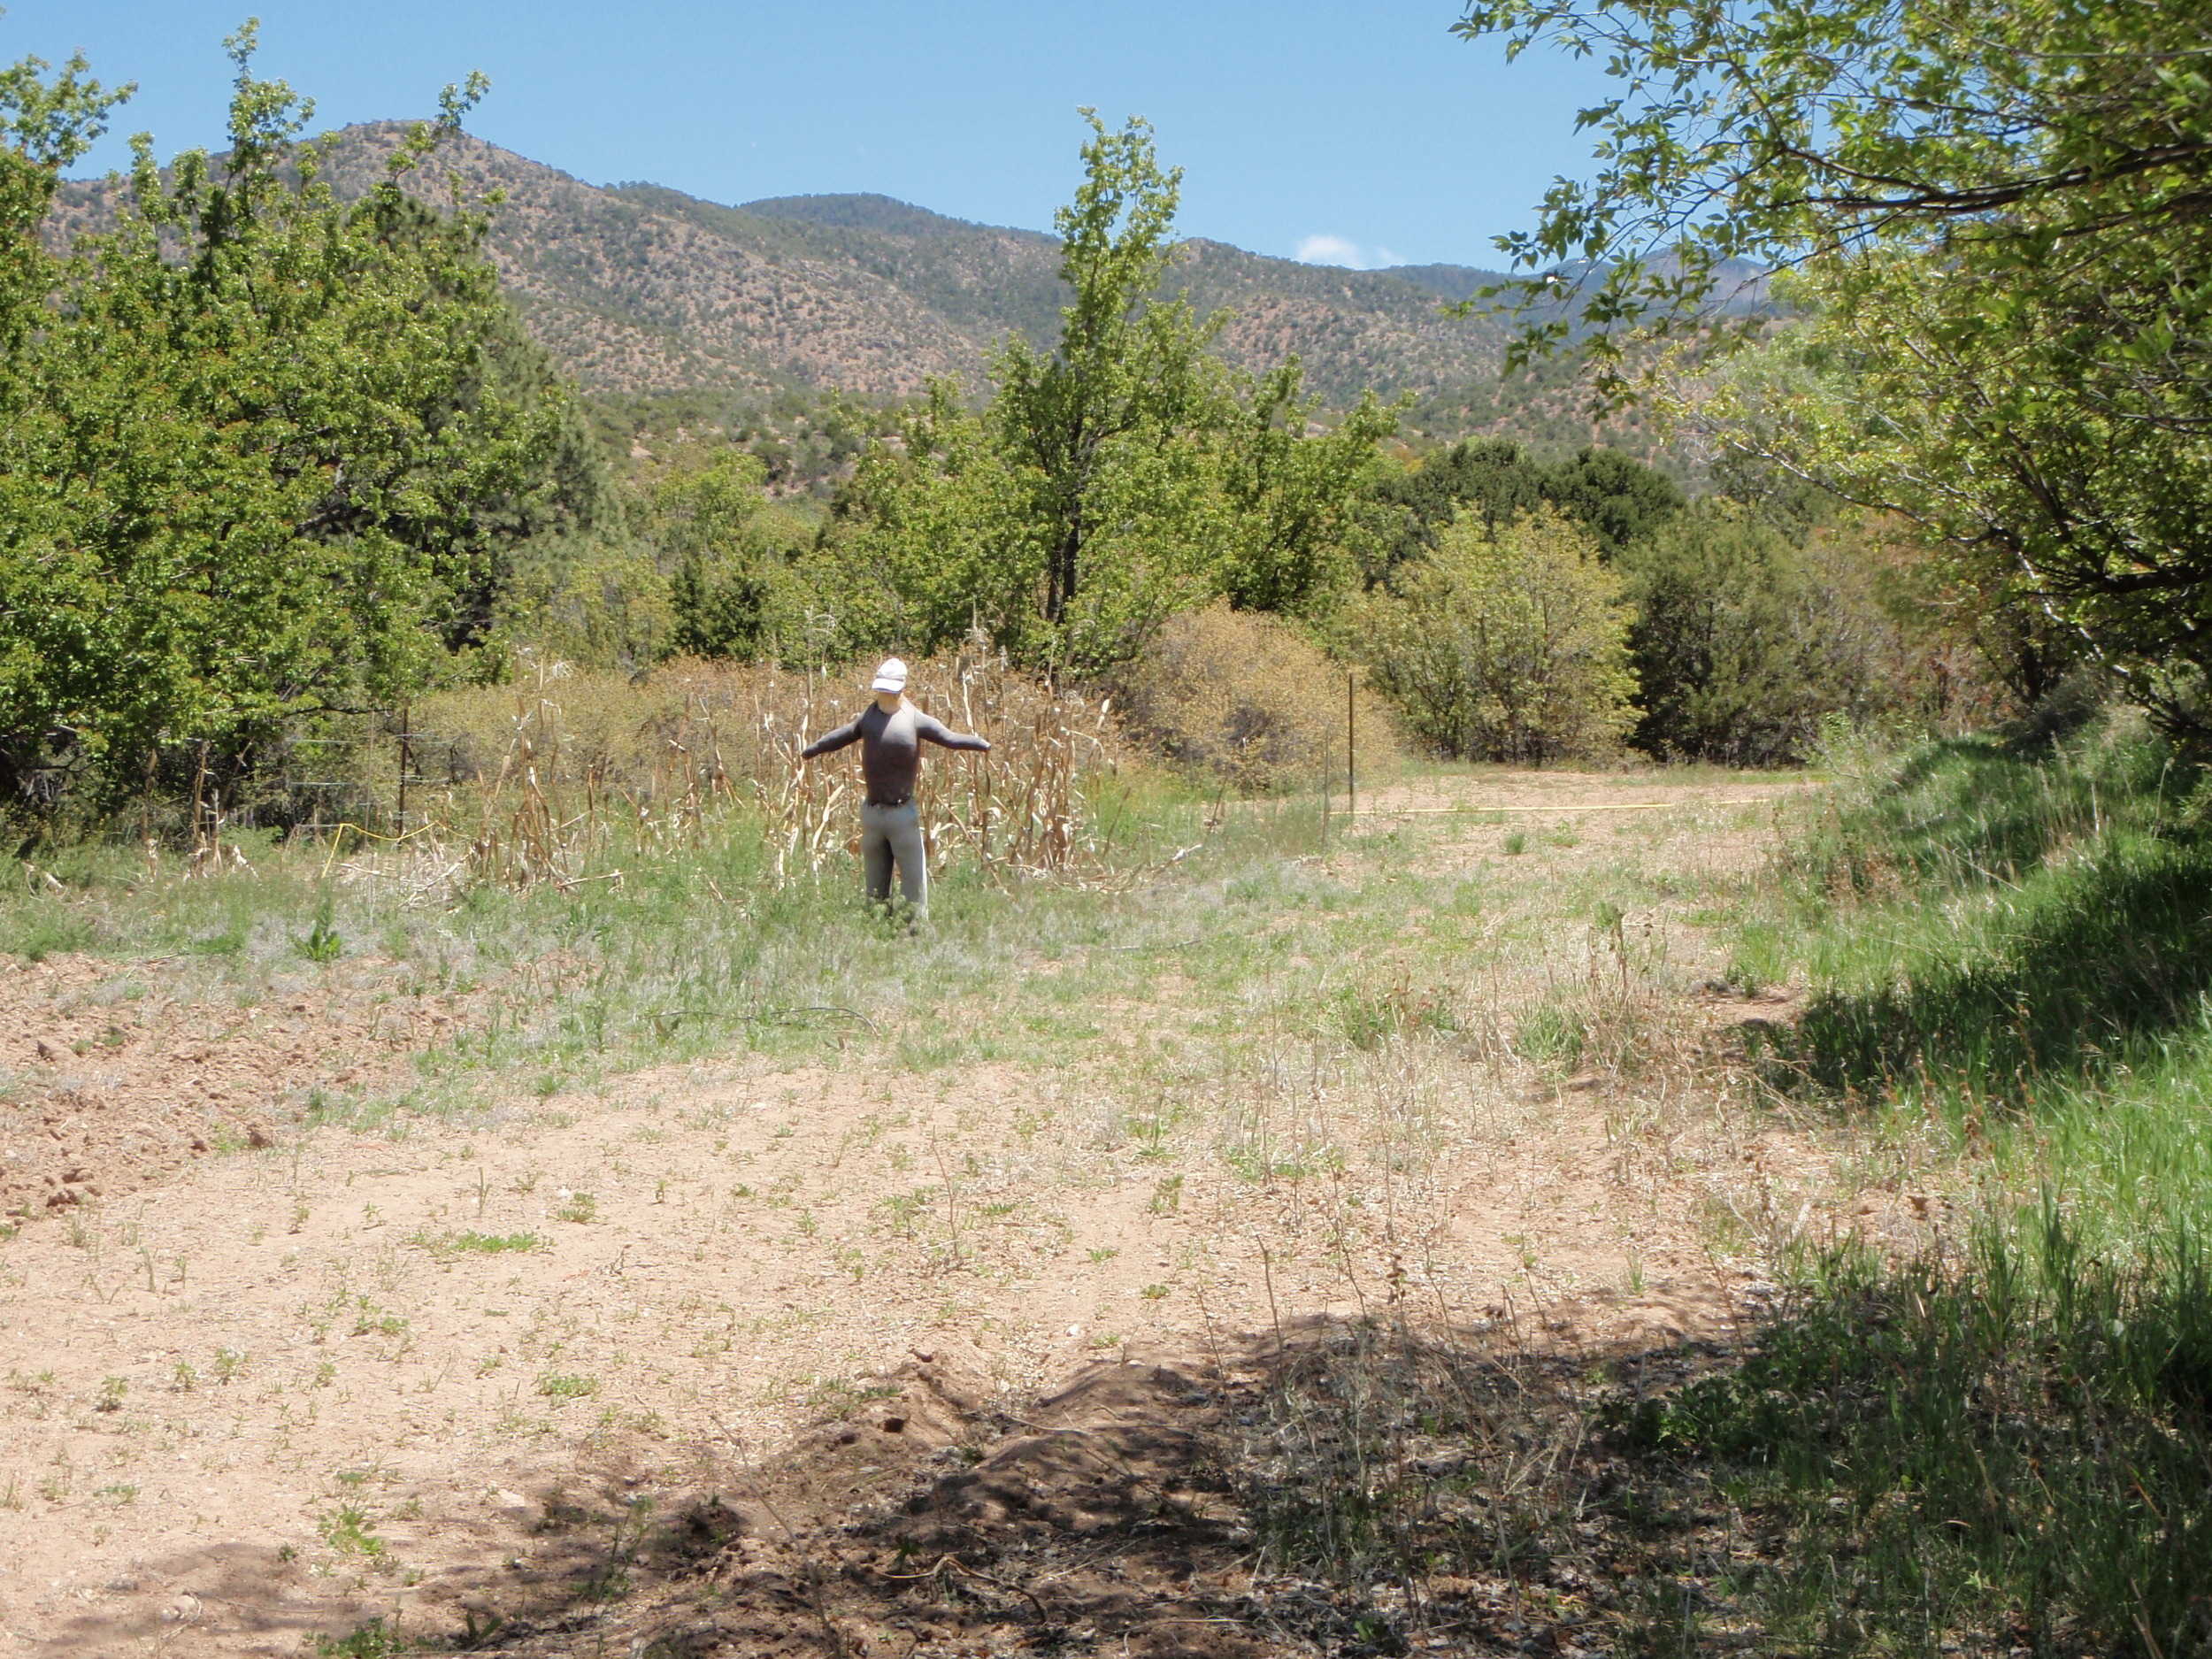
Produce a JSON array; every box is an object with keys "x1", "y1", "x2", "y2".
[
  {"x1": 54, "y1": 126, "x2": 1529, "y2": 409},
  {"x1": 50, "y1": 123, "x2": 1717, "y2": 458}
]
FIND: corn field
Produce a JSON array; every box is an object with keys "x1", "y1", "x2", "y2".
[{"x1": 331, "y1": 654, "x2": 1129, "y2": 898}]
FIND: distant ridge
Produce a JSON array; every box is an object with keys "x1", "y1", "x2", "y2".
[
  {"x1": 308, "y1": 125, "x2": 1540, "y2": 412},
  {"x1": 1383, "y1": 265, "x2": 1497, "y2": 304},
  {"x1": 50, "y1": 124, "x2": 1727, "y2": 457},
  {"x1": 734, "y1": 192, "x2": 1056, "y2": 242}
]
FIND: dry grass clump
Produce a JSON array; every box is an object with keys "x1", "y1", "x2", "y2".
[
  {"x1": 365, "y1": 652, "x2": 1130, "y2": 893},
  {"x1": 1117, "y1": 604, "x2": 1396, "y2": 792},
  {"x1": 1226, "y1": 1315, "x2": 1761, "y2": 1655},
  {"x1": 1509, "y1": 899, "x2": 1709, "y2": 1091}
]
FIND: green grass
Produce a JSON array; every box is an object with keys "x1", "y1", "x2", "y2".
[
  {"x1": 1658, "y1": 716, "x2": 2212, "y2": 1655},
  {"x1": 409, "y1": 1229, "x2": 539, "y2": 1256},
  {"x1": 1740, "y1": 722, "x2": 2212, "y2": 1245},
  {"x1": 0, "y1": 765, "x2": 1642, "y2": 1132},
  {"x1": 1763, "y1": 733, "x2": 2210, "y2": 1110},
  {"x1": 1617, "y1": 1210, "x2": 2212, "y2": 1656}
]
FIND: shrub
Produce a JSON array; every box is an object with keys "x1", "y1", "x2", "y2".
[
  {"x1": 501, "y1": 534, "x2": 674, "y2": 672},
  {"x1": 1116, "y1": 605, "x2": 1394, "y2": 791},
  {"x1": 1620, "y1": 506, "x2": 1998, "y2": 764},
  {"x1": 1618, "y1": 506, "x2": 1859, "y2": 764},
  {"x1": 1353, "y1": 508, "x2": 1635, "y2": 763}
]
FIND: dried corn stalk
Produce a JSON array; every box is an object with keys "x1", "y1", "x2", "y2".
[{"x1": 389, "y1": 652, "x2": 1127, "y2": 894}]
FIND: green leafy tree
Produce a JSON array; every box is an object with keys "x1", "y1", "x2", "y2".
[
  {"x1": 0, "y1": 43, "x2": 130, "y2": 803},
  {"x1": 1370, "y1": 439, "x2": 1552, "y2": 578},
  {"x1": 1455, "y1": 0, "x2": 2212, "y2": 734},
  {"x1": 993, "y1": 111, "x2": 1225, "y2": 640},
  {"x1": 1354, "y1": 507, "x2": 1636, "y2": 762},
  {"x1": 1368, "y1": 438, "x2": 1682, "y2": 579},
  {"x1": 828, "y1": 114, "x2": 1396, "y2": 674},
  {"x1": 1540, "y1": 445, "x2": 1684, "y2": 557},
  {"x1": 0, "y1": 27, "x2": 573, "y2": 806},
  {"x1": 820, "y1": 385, "x2": 1049, "y2": 663},
  {"x1": 0, "y1": 45, "x2": 127, "y2": 352},
  {"x1": 1216, "y1": 365, "x2": 1400, "y2": 617},
  {"x1": 657, "y1": 451, "x2": 783, "y2": 659},
  {"x1": 502, "y1": 533, "x2": 674, "y2": 672}
]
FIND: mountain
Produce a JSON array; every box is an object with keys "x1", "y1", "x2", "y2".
[
  {"x1": 50, "y1": 124, "x2": 1734, "y2": 462},
  {"x1": 55, "y1": 125, "x2": 1529, "y2": 411}
]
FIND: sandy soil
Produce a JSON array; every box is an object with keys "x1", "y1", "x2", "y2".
[
  {"x1": 1, "y1": 954, "x2": 494, "y2": 1223},
  {"x1": 0, "y1": 768, "x2": 1872, "y2": 1656}
]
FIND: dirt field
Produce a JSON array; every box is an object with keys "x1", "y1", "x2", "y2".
[{"x1": 0, "y1": 766, "x2": 1870, "y2": 1656}]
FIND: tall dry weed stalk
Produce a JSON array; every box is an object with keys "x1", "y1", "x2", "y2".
[
  {"x1": 364, "y1": 652, "x2": 1126, "y2": 896},
  {"x1": 464, "y1": 661, "x2": 613, "y2": 889}
]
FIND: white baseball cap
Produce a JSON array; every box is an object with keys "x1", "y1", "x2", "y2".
[{"x1": 871, "y1": 657, "x2": 909, "y2": 694}]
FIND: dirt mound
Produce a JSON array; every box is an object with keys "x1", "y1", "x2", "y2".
[
  {"x1": 438, "y1": 1347, "x2": 1266, "y2": 1657},
  {"x1": 430, "y1": 1320, "x2": 1728, "y2": 1659}
]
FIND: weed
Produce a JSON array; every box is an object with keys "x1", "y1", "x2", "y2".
[
  {"x1": 318, "y1": 1502, "x2": 387, "y2": 1560},
  {"x1": 6, "y1": 905, "x2": 96, "y2": 963},
  {"x1": 314, "y1": 1617, "x2": 410, "y2": 1656},
  {"x1": 410, "y1": 1229, "x2": 539, "y2": 1256},
  {"x1": 188, "y1": 922, "x2": 245, "y2": 956},
  {"x1": 537, "y1": 1373, "x2": 600, "y2": 1400},
  {"x1": 1694, "y1": 1193, "x2": 1752, "y2": 1257},
  {"x1": 297, "y1": 888, "x2": 342, "y2": 963},
  {"x1": 1233, "y1": 1321, "x2": 1591, "y2": 1629},
  {"x1": 1334, "y1": 977, "x2": 1458, "y2": 1049},
  {"x1": 1514, "y1": 1002, "x2": 1584, "y2": 1070},
  {"x1": 556, "y1": 1191, "x2": 596, "y2": 1224},
  {"x1": 804, "y1": 1376, "x2": 899, "y2": 1422}
]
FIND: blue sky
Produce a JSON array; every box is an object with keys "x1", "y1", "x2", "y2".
[{"x1": 10, "y1": 2, "x2": 1614, "y2": 272}]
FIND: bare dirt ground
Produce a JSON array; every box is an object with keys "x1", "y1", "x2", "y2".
[
  {"x1": 0, "y1": 956, "x2": 488, "y2": 1222},
  {"x1": 0, "y1": 767, "x2": 1874, "y2": 1657}
]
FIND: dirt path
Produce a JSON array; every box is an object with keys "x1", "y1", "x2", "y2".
[{"x1": 0, "y1": 767, "x2": 1848, "y2": 1655}]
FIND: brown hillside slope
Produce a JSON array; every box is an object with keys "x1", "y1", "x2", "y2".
[
  {"x1": 51, "y1": 123, "x2": 1522, "y2": 411},
  {"x1": 322, "y1": 125, "x2": 994, "y2": 399}
]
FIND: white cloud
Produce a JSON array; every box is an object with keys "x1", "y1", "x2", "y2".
[{"x1": 1294, "y1": 234, "x2": 1402, "y2": 271}]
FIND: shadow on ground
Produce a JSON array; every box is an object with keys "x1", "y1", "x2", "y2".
[
  {"x1": 1767, "y1": 735, "x2": 2212, "y2": 1105},
  {"x1": 457, "y1": 1320, "x2": 1754, "y2": 1658},
  {"x1": 1790, "y1": 835, "x2": 2212, "y2": 1101},
  {"x1": 66, "y1": 1315, "x2": 1757, "y2": 1658}
]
